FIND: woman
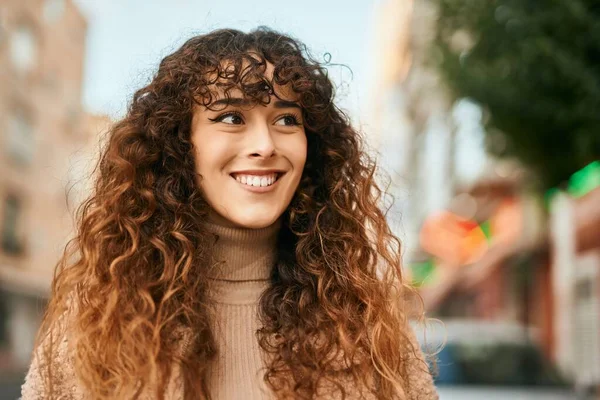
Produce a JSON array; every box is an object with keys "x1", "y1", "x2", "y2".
[{"x1": 22, "y1": 27, "x2": 438, "y2": 399}]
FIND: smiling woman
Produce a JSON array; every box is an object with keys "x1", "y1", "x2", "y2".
[
  {"x1": 21, "y1": 28, "x2": 438, "y2": 399},
  {"x1": 192, "y1": 75, "x2": 307, "y2": 228}
]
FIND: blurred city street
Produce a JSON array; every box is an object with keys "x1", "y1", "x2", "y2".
[
  {"x1": 374, "y1": 0, "x2": 600, "y2": 398},
  {"x1": 1, "y1": 0, "x2": 599, "y2": 399}
]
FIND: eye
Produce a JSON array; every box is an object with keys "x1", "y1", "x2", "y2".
[
  {"x1": 274, "y1": 113, "x2": 302, "y2": 126},
  {"x1": 209, "y1": 112, "x2": 244, "y2": 125}
]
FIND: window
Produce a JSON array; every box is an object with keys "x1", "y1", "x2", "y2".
[
  {"x1": 6, "y1": 111, "x2": 35, "y2": 165},
  {"x1": 1, "y1": 195, "x2": 23, "y2": 255},
  {"x1": 575, "y1": 279, "x2": 593, "y2": 301},
  {"x1": 9, "y1": 24, "x2": 37, "y2": 73},
  {"x1": 0, "y1": 294, "x2": 7, "y2": 346}
]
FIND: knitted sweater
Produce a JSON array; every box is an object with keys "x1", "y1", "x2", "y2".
[{"x1": 21, "y1": 217, "x2": 438, "y2": 399}]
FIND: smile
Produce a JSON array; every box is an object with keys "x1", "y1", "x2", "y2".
[{"x1": 230, "y1": 172, "x2": 284, "y2": 193}]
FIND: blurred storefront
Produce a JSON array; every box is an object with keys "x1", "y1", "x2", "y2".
[
  {"x1": 0, "y1": 0, "x2": 109, "y2": 386},
  {"x1": 550, "y1": 163, "x2": 600, "y2": 391},
  {"x1": 371, "y1": 0, "x2": 600, "y2": 396},
  {"x1": 415, "y1": 177, "x2": 554, "y2": 355}
]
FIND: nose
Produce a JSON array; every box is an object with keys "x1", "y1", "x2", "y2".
[{"x1": 247, "y1": 122, "x2": 276, "y2": 159}]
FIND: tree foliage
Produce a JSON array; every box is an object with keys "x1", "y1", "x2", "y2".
[{"x1": 433, "y1": 0, "x2": 600, "y2": 190}]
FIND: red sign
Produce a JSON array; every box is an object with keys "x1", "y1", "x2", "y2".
[{"x1": 420, "y1": 210, "x2": 488, "y2": 265}]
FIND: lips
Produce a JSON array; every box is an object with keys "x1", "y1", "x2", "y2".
[
  {"x1": 233, "y1": 173, "x2": 279, "y2": 187},
  {"x1": 230, "y1": 169, "x2": 286, "y2": 176},
  {"x1": 229, "y1": 170, "x2": 287, "y2": 191},
  {"x1": 230, "y1": 170, "x2": 285, "y2": 180}
]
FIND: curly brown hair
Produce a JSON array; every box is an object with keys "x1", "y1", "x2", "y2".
[{"x1": 35, "y1": 27, "x2": 426, "y2": 399}]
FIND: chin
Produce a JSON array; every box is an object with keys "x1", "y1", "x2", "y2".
[
  {"x1": 212, "y1": 206, "x2": 281, "y2": 229},
  {"x1": 232, "y1": 214, "x2": 279, "y2": 229}
]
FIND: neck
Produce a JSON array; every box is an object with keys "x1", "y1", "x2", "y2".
[{"x1": 205, "y1": 212, "x2": 280, "y2": 284}]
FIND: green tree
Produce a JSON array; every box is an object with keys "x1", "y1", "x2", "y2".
[{"x1": 433, "y1": 0, "x2": 600, "y2": 190}]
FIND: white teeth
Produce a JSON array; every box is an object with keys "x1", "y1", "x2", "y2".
[{"x1": 233, "y1": 173, "x2": 279, "y2": 188}]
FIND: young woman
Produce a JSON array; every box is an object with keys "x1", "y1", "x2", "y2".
[{"x1": 21, "y1": 28, "x2": 438, "y2": 399}]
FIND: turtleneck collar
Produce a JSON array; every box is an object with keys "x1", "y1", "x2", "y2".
[{"x1": 203, "y1": 211, "x2": 280, "y2": 304}]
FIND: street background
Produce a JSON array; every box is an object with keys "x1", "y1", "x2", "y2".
[{"x1": 1, "y1": 0, "x2": 599, "y2": 399}]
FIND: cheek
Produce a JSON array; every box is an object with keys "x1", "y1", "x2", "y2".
[
  {"x1": 283, "y1": 133, "x2": 308, "y2": 171},
  {"x1": 193, "y1": 135, "x2": 235, "y2": 179},
  {"x1": 193, "y1": 148, "x2": 215, "y2": 185}
]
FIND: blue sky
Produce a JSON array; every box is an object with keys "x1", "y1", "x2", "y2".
[{"x1": 73, "y1": 0, "x2": 381, "y2": 125}]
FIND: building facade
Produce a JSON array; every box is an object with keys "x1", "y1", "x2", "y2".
[
  {"x1": 0, "y1": 0, "x2": 108, "y2": 385},
  {"x1": 371, "y1": 0, "x2": 600, "y2": 394},
  {"x1": 550, "y1": 184, "x2": 600, "y2": 390}
]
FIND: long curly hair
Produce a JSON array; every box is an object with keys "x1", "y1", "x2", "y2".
[{"x1": 35, "y1": 27, "x2": 425, "y2": 399}]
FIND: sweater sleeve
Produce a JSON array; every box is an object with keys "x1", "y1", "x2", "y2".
[
  {"x1": 403, "y1": 325, "x2": 439, "y2": 400},
  {"x1": 21, "y1": 319, "x2": 81, "y2": 399},
  {"x1": 21, "y1": 349, "x2": 45, "y2": 400}
]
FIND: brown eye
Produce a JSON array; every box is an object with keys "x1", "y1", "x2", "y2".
[
  {"x1": 214, "y1": 112, "x2": 244, "y2": 125},
  {"x1": 275, "y1": 114, "x2": 301, "y2": 126}
]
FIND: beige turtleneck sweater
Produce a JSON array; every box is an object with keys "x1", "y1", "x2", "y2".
[
  {"x1": 21, "y1": 215, "x2": 438, "y2": 399},
  {"x1": 203, "y1": 215, "x2": 281, "y2": 399}
]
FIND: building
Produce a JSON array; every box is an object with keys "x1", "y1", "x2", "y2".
[
  {"x1": 371, "y1": 0, "x2": 552, "y2": 360},
  {"x1": 550, "y1": 166, "x2": 600, "y2": 391},
  {"x1": 371, "y1": 0, "x2": 600, "y2": 394},
  {"x1": 370, "y1": 0, "x2": 493, "y2": 283},
  {"x1": 368, "y1": 0, "x2": 457, "y2": 252},
  {"x1": 0, "y1": 0, "x2": 109, "y2": 386}
]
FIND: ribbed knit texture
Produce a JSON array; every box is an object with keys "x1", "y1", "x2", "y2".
[{"x1": 203, "y1": 214, "x2": 280, "y2": 400}]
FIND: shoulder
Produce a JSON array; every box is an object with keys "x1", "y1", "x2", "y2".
[
  {"x1": 403, "y1": 323, "x2": 439, "y2": 400},
  {"x1": 21, "y1": 308, "x2": 83, "y2": 400}
]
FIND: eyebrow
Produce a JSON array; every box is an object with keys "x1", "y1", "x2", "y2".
[{"x1": 209, "y1": 97, "x2": 302, "y2": 110}]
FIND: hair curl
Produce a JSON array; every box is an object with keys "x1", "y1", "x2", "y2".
[{"x1": 35, "y1": 27, "x2": 426, "y2": 399}]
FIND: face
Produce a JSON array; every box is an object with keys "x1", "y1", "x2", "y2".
[{"x1": 191, "y1": 67, "x2": 307, "y2": 229}]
